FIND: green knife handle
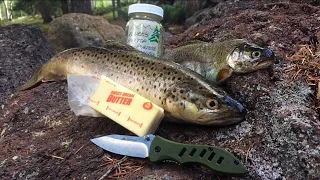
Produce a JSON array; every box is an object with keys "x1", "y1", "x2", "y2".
[{"x1": 149, "y1": 136, "x2": 246, "y2": 175}]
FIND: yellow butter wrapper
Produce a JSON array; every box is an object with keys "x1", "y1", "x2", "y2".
[{"x1": 89, "y1": 75, "x2": 164, "y2": 136}]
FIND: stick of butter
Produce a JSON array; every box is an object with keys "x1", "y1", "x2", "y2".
[{"x1": 88, "y1": 75, "x2": 164, "y2": 136}]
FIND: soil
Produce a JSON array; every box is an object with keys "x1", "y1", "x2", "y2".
[{"x1": 1, "y1": 0, "x2": 320, "y2": 180}]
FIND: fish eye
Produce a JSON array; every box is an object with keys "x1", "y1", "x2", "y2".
[
  {"x1": 252, "y1": 51, "x2": 261, "y2": 58},
  {"x1": 206, "y1": 98, "x2": 219, "y2": 110}
]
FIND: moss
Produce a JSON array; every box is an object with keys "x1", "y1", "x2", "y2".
[{"x1": 40, "y1": 24, "x2": 50, "y2": 34}]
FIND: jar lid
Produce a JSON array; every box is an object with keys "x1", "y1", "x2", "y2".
[{"x1": 128, "y1": 3, "x2": 164, "y2": 19}]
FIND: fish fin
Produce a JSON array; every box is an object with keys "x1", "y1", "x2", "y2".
[
  {"x1": 18, "y1": 68, "x2": 44, "y2": 91},
  {"x1": 103, "y1": 40, "x2": 137, "y2": 51},
  {"x1": 42, "y1": 73, "x2": 65, "y2": 82},
  {"x1": 177, "y1": 39, "x2": 207, "y2": 47},
  {"x1": 18, "y1": 66, "x2": 65, "y2": 91},
  {"x1": 216, "y1": 68, "x2": 232, "y2": 83}
]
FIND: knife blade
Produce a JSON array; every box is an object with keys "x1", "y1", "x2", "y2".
[{"x1": 91, "y1": 134, "x2": 246, "y2": 175}]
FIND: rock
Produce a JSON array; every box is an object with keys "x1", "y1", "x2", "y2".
[
  {"x1": 172, "y1": 1, "x2": 320, "y2": 57},
  {"x1": 184, "y1": 3, "x2": 224, "y2": 29},
  {"x1": 223, "y1": 70, "x2": 320, "y2": 180},
  {"x1": 0, "y1": 24, "x2": 53, "y2": 111},
  {"x1": 1, "y1": 1, "x2": 320, "y2": 180},
  {"x1": 47, "y1": 13, "x2": 125, "y2": 54}
]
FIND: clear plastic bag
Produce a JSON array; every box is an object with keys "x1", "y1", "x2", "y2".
[{"x1": 67, "y1": 75, "x2": 103, "y2": 117}]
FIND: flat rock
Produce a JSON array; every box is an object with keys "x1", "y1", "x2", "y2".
[
  {"x1": 47, "y1": 13, "x2": 125, "y2": 54},
  {"x1": 1, "y1": 1, "x2": 320, "y2": 179}
]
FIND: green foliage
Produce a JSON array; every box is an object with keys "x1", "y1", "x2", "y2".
[
  {"x1": 40, "y1": 23, "x2": 50, "y2": 34},
  {"x1": 12, "y1": 0, "x2": 61, "y2": 17},
  {"x1": 92, "y1": 0, "x2": 113, "y2": 15},
  {"x1": 12, "y1": 0, "x2": 34, "y2": 15},
  {"x1": 11, "y1": 15, "x2": 43, "y2": 25},
  {"x1": 95, "y1": 0, "x2": 112, "y2": 8},
  {"x1": 120, "y1": 5, "x2": 130, "y2": 20},
  {"x1": 0, "y1": 15, "x2": 49, "y2": 34},
  {"x1": 92, "y1": 6, "x2": 113, "y2": 16},
  {"x1": 0, "y1": 20, "x2": 10, "y2": 26},
  {"x1": 99, "y1": 1, "x2": 138, "y2": 21},
  {"x1": 98, "y1": 1, "x2": 187, "y2": 28},
  {"x1": 160, "y1": 4, "x2": 187, "y2": 27}
]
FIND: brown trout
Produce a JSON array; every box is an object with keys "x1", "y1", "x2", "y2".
[
  {"x1": 162, "y1": 39, "x2": 275, "y2": 84},
  {"x1": 19, "y1": 44, "x2": 245, "y2": 126}
]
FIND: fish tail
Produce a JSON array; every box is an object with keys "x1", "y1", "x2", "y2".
[{"x1": 18, "y1": 68, "x2": 44, "y2": 91}]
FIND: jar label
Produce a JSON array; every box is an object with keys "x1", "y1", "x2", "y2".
[{"x1": 127, "y1": 20, "x2": 162, "y2": 57}]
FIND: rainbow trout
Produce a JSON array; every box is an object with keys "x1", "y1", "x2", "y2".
[
  {"x1": 162, "y1": 39, "x2": 275, "y2": 84},
  {"x1": 19, "y1": 44, "x2": 245, "y2": 126}
]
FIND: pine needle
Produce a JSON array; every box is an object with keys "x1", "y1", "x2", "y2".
[
  {"x1": 287, "y1": 44, "x2": 320, "y2": 108},
  {"x1": 99, "y1": 156, "x2": 128, "y2": 180},
  {"x1": 48, "y1": 154, "x2": 64, "y2": 160}
]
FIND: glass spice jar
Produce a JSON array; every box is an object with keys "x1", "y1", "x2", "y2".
[{"x1": 125, "y1": 3, "x2": 164, "y2": 57}]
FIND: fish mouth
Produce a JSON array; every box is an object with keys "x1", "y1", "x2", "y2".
[
  {"x1": 253, "y1": 59, "x2": 273, "y2": 69},
  {"x1": 243, "y1": 56, "x2": 274, "y2": 73},
  {"x1": 196, "y1": 111, "x2": 245, "y2": 126}
]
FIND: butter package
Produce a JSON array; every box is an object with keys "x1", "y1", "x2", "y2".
[{"x1": 88, "y1": 75, "x2": 164, "y2": 136}]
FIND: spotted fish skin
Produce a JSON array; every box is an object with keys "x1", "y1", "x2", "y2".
[
  {"x1": 162, "y1": 39, "x2": 275, "y2": 84},
  {"x1": 20, "y1": 45, "x2": 245, "y2": 126}
]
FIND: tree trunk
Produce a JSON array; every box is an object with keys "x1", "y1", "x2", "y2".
[
  {"x1": 8, "y1": 0, "x2": 12, "y2": 20},
  {"x1": 116, "y1": 0, "x2": 121, "y2": 18},
  {"x1": 91, "y1": 0, "x2": 96, "y2": 9},
  {"x1": 0, "y1": 3, "x2": 3, "y2": 20},
  {"x1": 112, "y1": 0, "x2": 115, "y2": 20},
  {"x1": 31, "y1": 5, "x2": 36, "y2": 18},
  {"x1": 3, "y1": 0, "x2": 12, "y2": 21},
  {"x1": 70, "y1": 0, "x2": 92, "y2": 15},
  {"x1": 60, "y1": 0, "x2": 69, "y2": 14},
  {"x1": 36, "y1": 1, "x2": 52, "y2": 23},
  {"x1": 3, "y1": 0, "x2": 8, "y2": 20}
]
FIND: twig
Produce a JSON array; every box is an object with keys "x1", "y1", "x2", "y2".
[
  {"x1": 98, "y1": 161, "x2": 113, "y2": 168},
  {"x1": 105, "y1": 156, "x2": 113, "y2": 161},
  {"x1": 0, "y1": 128, "x2": 6, "y2": 137},
  {"x1": 111, "y1": 171, "x2": 131, "y2": 176},
  {"x1": 122, "y1": 165, "x2": 141, "y2": 169},
  {"x1": 99, "y1": 156, "x2": 128, "y2": 180},
  {"x1": 292, "y1": 69, "x2": 302, "y2": 80},
  {"x1": 284, "y1": 67, "x2": 295, "y2": 73},
  {"x1": 74, "y1": 145, "x2": 85, "y2": 155},
  {"x1": 133, "y1": 166, "x2": 143, "y2": 172},
  {"x1": 245, "y1": 143, "x2": 255, "y2": 164},
  {"x1": 48, "y1": 154, "x2": 64, "y2": 160},
  {"x1": 121, "y1": 162, "x2": 134, "y2": 166}
]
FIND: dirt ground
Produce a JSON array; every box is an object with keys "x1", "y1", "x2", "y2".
[{"x1": 1, "y1": 0, "x2": 320, "y2": 180}]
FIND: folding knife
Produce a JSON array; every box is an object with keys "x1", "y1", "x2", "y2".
[{"x1": 91, "y1": 134, "x2": 246, "y2": 175}]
